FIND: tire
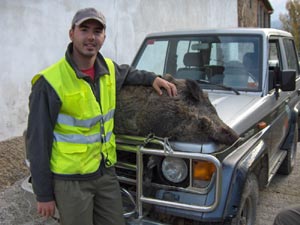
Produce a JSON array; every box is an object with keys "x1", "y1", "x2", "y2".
[
  {"x1": 230, "y1": 174, "x2": 259, "y2": 225},
  {"x1": 278, "y1": 125, "x2": 298, "y2": 175}
]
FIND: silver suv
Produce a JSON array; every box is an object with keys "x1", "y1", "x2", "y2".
[{"x1": 118, "y1": 28, "x2": 300, "y2": 225}]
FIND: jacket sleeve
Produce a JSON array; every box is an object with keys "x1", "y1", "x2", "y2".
[
  {"x1": 114, "y1": 62, "x2": 158, "y2": 91},
  {"x1": 26, "y1": 76, "x2": 61, "y2": 202}
]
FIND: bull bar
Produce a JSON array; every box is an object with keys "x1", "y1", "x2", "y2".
[{"x1": 117, "y1": 135, "x2": 223, "y2": 220}]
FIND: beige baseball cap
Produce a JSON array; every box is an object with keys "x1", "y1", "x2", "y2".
[{"x1": 71, "y1": 8, "x2": 106, "y2": 28}]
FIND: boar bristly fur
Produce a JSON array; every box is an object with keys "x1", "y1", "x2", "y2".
[{"x1": 114, "y1": 74, "x2": 239, "y2": 146}]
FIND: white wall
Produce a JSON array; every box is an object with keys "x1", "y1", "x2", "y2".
[{"x1": 0, "y1": 0, "x2": 237, "y2": 141}]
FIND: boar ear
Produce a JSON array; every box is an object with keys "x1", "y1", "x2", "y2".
[
  {"x1": 183, "y1": 79, "x2": 202, "y2": 102},
  {"x1": 164, "y1": 74, "x2": 175, "y2": 82}
]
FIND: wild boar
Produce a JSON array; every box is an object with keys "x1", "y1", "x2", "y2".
[{"x1": 114, "y1": 74, "x2": 239, "y2": 146}]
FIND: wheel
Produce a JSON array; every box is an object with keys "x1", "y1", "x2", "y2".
[
  {"x1": 278, "y1": 125, "x2": 298, "y2": 175},
  {"x1": 231, "y1": 174, "x2": 259, "y2": 225}
]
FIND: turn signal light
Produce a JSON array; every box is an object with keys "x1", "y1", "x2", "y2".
[
  {"x1": 193, "y1": 160, "x2": 216, "y2": 181},
  {"x1": 257, "y1": 121, "x2": 267, "y2": 129}
]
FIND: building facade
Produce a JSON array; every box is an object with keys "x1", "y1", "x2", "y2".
[{"x1": 238, "y1": 0, "x2": 273, "y2": 27}]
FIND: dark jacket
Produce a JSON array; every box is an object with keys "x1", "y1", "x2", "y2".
[{"x1": 26, "y1": 43, "x2": 157, "y2": 202}]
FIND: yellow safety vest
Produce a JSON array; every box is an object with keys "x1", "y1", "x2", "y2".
[{"x1": 32, "y1": 57, "x2": 116, "y2": 175}]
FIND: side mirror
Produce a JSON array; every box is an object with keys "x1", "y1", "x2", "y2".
[{"x1": 280, "y1": 70, "x2": 296, "y2": 91}]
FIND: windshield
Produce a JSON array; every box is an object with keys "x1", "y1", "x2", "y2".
[{"x1": 133, "y1": 34, "x2": 262, "y2": 91}]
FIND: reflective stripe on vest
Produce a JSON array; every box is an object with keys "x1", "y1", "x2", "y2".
[
  {"x1": 53, "y1": 131, "x2": 113, "y2": 144},
  {"x1": 56, "y1": 109, "x2": 115, "y2": 128},
  {"x1": 32, "y1": 57, "x2": 117, "y2": 175}
]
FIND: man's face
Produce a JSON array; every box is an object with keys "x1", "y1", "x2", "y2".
[{"x1": 69, "y1": 19, "x2": 106, "y2": 59}]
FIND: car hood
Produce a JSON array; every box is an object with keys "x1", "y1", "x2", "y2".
[
  {"x1": 171, "y1": 92, "x2": 262, "y2": 154},
  {"x1": 208, "y1": 92, "x2": 261, "y2": 132}
]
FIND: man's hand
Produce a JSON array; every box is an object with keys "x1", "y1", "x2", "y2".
[
  {"x1": 37, "y1": 201, "x2": 56, "y2": 218},
  {"x1": 152, "y1": 77, "x2": 177, "y2": 97}
]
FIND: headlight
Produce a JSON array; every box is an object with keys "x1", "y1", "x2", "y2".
[{"x1": 161, "y1": 157, "x2": 188, "y2": 183}]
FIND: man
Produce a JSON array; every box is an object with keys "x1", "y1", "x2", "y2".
[{"x1": 26, "y1": 7, "x2": 177, "y2": 225}]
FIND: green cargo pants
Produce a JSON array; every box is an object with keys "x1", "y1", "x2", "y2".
[{"x1": 53, "y1": 167, "x2": 125, "y2": 225}]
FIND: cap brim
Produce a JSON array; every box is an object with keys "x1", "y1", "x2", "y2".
[{"x1": 75, "y1": 17, "x2": 106, "y2": 28}]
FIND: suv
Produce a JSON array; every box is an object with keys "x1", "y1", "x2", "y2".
[
  {"x1": 22, "y1": 28, "x2": 300, "y2": 225},
  {"x1": 116, "y1": 28, "x2": 300, "y2": 225}
]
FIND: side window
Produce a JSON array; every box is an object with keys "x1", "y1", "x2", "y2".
[
  {"x1": 283, "y1": 38, "x2": 300, "y2": 75},
  {"x1": 135, "y1": 40, "x2": 168, "y2": 75},
  {"x1": 269, "y1": 41, "x2": 281, "y2": 69},
  {"x1": 268, "y1": 40, "x2": 281, "y2": 91}
]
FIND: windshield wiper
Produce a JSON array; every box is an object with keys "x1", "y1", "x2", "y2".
[{"x1": 196, "y1": 79, "x2": 240, "y2": 95}]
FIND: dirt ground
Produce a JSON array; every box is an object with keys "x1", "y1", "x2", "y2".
[{"x1": 0, "y1": 136, "x2": 300, "y2": 225}]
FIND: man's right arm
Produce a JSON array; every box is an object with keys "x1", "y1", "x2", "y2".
[{"x1": 26, "y1": 76, "x2": 61, "y2": 202}]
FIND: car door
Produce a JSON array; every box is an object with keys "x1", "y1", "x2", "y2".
[
  {"x1": 267, "y1": 36, "x2": 300, "y2": 175},
  {"x1": 267, "y1": 37, "x2": 291, "y2": 175}
]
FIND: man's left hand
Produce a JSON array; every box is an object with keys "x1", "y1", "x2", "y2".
[{"x1": 152, "y1": 77, "x2": 177, "y2": 97}]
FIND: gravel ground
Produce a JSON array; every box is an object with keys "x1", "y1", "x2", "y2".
[
  {"x1": 0, "y1": 137, "x2": 300, "y2": 225},
  {"x1": 0, "y1": 136, "x2": 29, "y2": 193},
  {"x1": 0, "y1": 136, "x2": 57, "y2": 225}
]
